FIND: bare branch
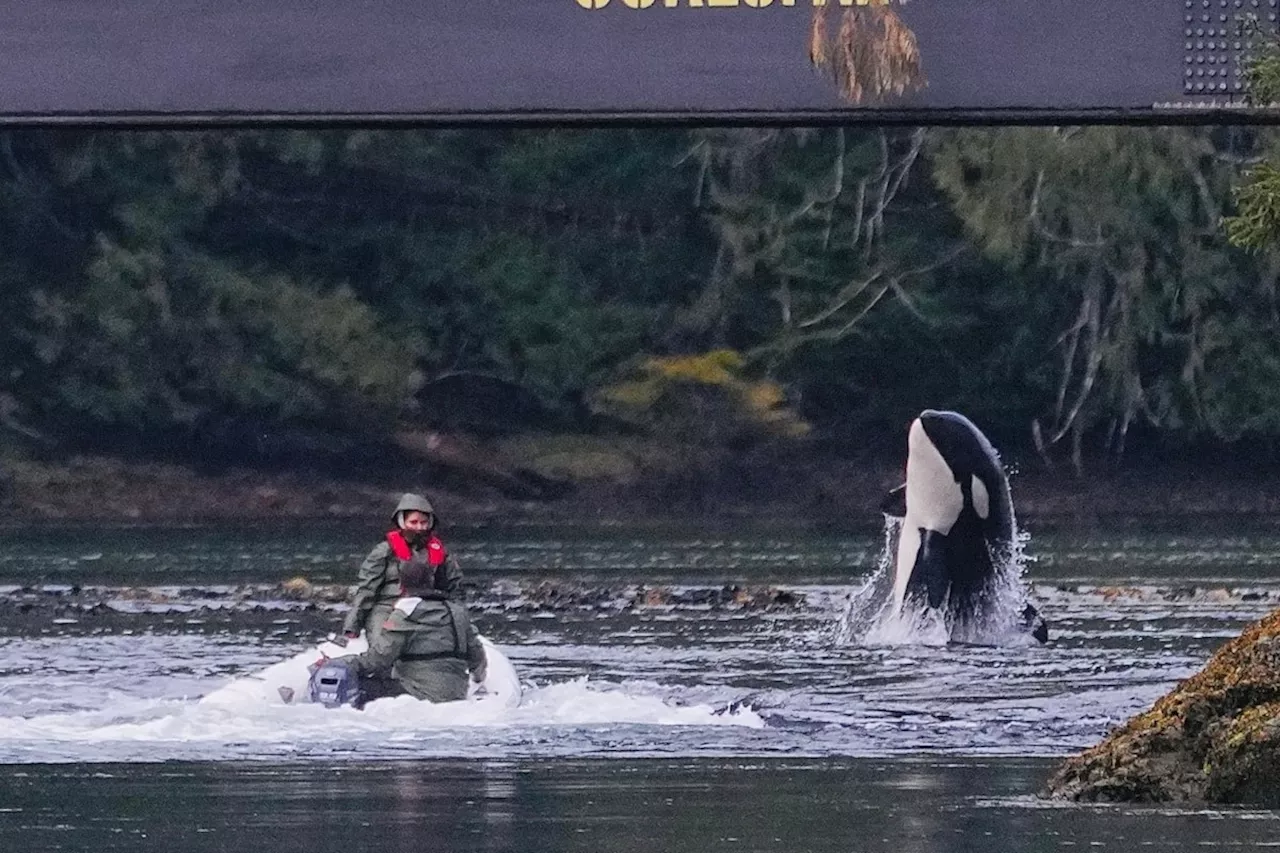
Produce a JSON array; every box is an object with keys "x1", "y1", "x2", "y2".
[
  {"x1": 1028, "y1": 170, "x2": 1106, "y2": 249},
  {"x1": 796, "y1": 268, "x2": 886, "y2": 329}
]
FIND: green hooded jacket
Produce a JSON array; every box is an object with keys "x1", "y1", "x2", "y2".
[
  {"x1": 342, "y1": 493, "x2": 464, "y2": 638},
  {"x1": 343, "y1": 592, "x2": 487, "y2": 703}
]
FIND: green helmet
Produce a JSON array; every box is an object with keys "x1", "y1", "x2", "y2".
[{"x1": 392, "y1": 492, "x2": 436, "y2": 529}]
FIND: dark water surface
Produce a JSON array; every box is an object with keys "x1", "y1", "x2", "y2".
[
  {"x1": 6, "y1": 758, "x2": 1280, "y2": 853},
  {"x1": 3, "y1": 521, "x2": 1280, "y2": 849}
]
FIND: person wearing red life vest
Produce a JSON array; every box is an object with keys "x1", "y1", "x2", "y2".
[{"x1": 341, "y1": 492, "x2": 464, "y2": 646}]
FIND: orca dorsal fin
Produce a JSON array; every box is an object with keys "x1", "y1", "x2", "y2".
[{"x1": 880, "y1": 484, "x2": 907, "y2": 518}]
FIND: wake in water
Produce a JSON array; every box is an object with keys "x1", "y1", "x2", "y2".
[
  {"x1": 199, "y1": 634, "x2": 523, "y2": 710},
  {"x1": 0, "y1": 679, "x2": 761, "y2": 750},
  {"x1": 0, "y1": 637, "x2": 764, "y2": 762}
]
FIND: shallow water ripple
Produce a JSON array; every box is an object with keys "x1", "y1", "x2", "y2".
[{"x1": 0, "y1": 580, "x2": 1272, "y2": 762}]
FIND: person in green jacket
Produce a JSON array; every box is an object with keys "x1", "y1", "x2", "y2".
[
  {"x1": 337, "y1": 561, "x2": 488, "y2": 706},
  {"x1": 341, "y1": 492, "x2": 464, "y2": 646}
]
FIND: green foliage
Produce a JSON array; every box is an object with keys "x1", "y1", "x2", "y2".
[
  {"x1": 445, "y1": 232, "x2": 651, "y2": 402},
  {"x1": 209, "y1": 130, "x2": 704, "y2": 408},
  {"x1": 45, "y1": 241, "x2": 412, "y2": 430},
  {"x1": 593, "y1": 350, "x2": 810, "y2": 445},
  {"x1": 1226, "y1": 162, "x2": 1280, "y2": 251},
  {"x1": 687, "y1": 127, "x2": 946, "y2": 360},
  {"x1": 0, "y1": 125, "x2": 1279, "y2": 471},
  {"x1": 1226, "y1": 37, "x2": 1280, "y2": 251},
  {"x1": 0, "y1": 132, "x2": 415, "y2": 440},
  {"x1": 933, "y1": 127, "x2": 1280, "y2": 469},
  {"x1": 1243, "y1": 38, "x2": 1280, "y2": 107}
]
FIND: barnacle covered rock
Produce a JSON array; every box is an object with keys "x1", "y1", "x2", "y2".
[{"x1": 1043, "y1": 608, "x2": 1280, "y2": 805}]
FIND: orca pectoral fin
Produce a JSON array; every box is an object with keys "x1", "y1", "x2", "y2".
[
  {"x1": 880, "y1": 484, "x2": 907, "y2": 518},
  {"x1": 905, "y1": 528, "x2": 951, "y2": 610}
]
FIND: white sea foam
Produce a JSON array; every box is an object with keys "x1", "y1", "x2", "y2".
[
  {"x1": 0, "y1": 679, "x2": 760, "y2": 748},
  {"x1": 0, "y1": 637, "x2": 763, "y2": 761}
]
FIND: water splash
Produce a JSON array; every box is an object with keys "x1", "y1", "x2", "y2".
[
  {"x1": 833, "y1": 518, "x2": 900, "y2": 645},
  {"x1": 834, "y1": 510, "x2": 1042, "y2": 647},
  {"x1": 833, "y1": 515, "x2": 967, "y2": 646},
  {"x1": 958, "y1": 526, "x2": 1041, "y2": 645}
]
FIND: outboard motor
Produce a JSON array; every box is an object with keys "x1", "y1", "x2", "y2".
[{"x1": 306, "y1": 659, "x2": 361, "y2": 708}]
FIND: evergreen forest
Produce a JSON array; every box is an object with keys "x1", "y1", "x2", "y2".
[{"x1": 3, "y1": 126, "x2": 1280, "y2": 491}]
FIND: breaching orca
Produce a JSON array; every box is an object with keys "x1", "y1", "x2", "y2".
[{"x1": 881, "y1": 410, "x2": 1048, "y2": 643}]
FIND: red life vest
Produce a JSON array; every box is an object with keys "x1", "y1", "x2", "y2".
[{"x1": 386, "y1": 530, "x2": 447, "y2": 566}]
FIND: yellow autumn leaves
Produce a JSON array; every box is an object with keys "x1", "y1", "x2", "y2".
[{"x1": 594, "y1": 350, "x2": 810, "y2": 440}]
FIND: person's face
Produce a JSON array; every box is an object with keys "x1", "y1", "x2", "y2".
[{"x1": 401, "y1": 511, "x2": 432, "y2": 534}]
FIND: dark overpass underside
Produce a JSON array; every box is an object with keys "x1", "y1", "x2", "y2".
[{"x1": 5, "y1": 0, "x2": 1280, "y2": 128}]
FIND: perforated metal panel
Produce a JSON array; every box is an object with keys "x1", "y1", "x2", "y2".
[{"x1": 1184, "y1": 0, "x2": 1280, "y2": 99}]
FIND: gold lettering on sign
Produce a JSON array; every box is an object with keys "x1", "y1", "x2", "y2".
[
  {"x1": 622, "y1": 0, "x2": 657, "y2": 7},
  {"x1": 575, "y1": 0, "x2": 610, "y2": 8}
]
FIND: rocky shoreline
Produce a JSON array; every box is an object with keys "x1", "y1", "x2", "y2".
[
  {"x1": 0, "y1": 578, "x2": 806, "y2": 640},
  {"x1": 1043, "y1": 606, "x2": 1280, "y2": 806},
  {"x1": 2, "y1": 445, "x2": 1280, "y2": 529}
]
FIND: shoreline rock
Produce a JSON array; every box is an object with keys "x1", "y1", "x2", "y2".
[
  {"x1": 1042, "y1": 607, "x2": 1280, "y2": 806},
  {"x1": 7, "y1": 435, "x2": 1280, "y2": 527},
  {"x1": 2, "y1": 441, "x2": 1280, "y2": 529},
  {"x1": 0, "y1": 579, "x2": 807, "y2": 640}
]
